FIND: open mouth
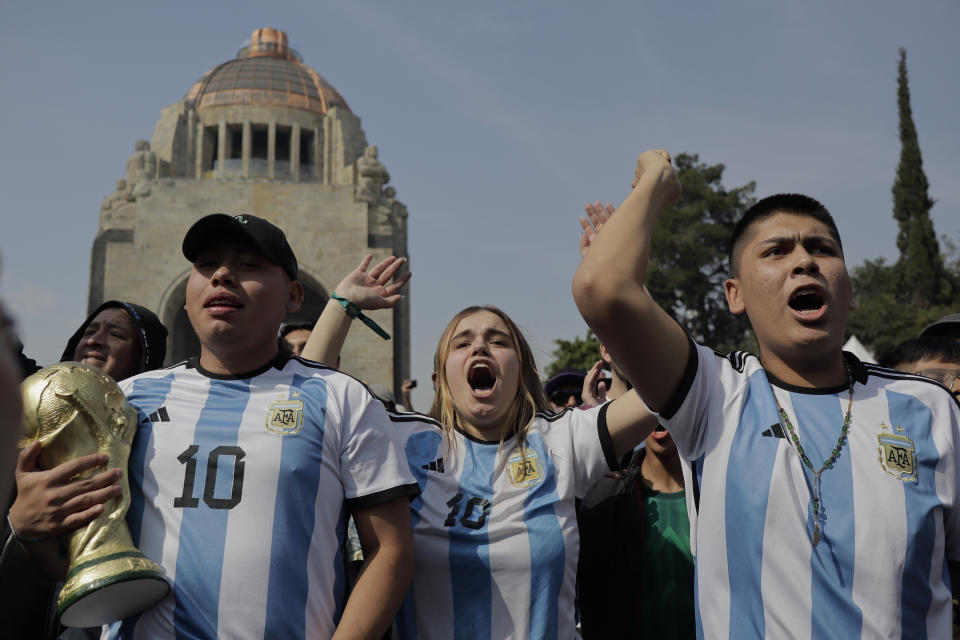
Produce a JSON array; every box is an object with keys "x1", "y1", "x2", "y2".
[
  {"x1": 788, "y1": 288, "x2": 825, "y2": 315},
  {"x1": 467, "y1": 363, "x2": 495, "y2": 391},
  {"x1": 204, "y1": 296, "x2": 243, "y2": 310},
  {"x1": 651, "y1": 424, "x2": 671, "y2": 441}
]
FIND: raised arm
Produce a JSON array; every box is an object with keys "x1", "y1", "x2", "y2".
[
  {"x1": 572, "y1": 150, "x2": 687, "y2": 412},
  {"x1": 301, "y1": 255, "x2": 410, "y2": 365}
]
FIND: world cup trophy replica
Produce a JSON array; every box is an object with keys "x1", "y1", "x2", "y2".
[{"x1": 20, "y1": 363, "x2": 169, "y2": 627}]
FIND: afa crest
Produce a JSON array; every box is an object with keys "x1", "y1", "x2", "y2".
[
  {"x1": 266, "y1": 399, "x2": 303, "y2": 435},
  {"x1": 877, "y1": 422, "x2": 918, "y2": 483},
  {"x1": 507, "y1": 449, "x2": 543, "y2": 488}
]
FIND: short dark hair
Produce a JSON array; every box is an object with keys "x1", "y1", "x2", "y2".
[
  {"x1": 279, "y1": 321, "x2": 315, "y2": 339},
  {"x1": 729, "y1": 194, "x2": 842, "y2": 275},
  {"x1": 877, "y1": 336, "x2": 960, "y2": 369}
]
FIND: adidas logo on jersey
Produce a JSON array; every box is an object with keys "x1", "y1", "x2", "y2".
[
  {"x1": 421, "y1": 458, "x2": 445, "y2": 472},
  {"x1": 146, "y1": 407, "x2": 170, "y2": 423},
  {"x1": 761, "y1": 423, "x2": 786, "y2": 438}
]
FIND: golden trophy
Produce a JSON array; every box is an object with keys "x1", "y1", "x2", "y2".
[{"x1": 20, "y1": 363, "x2": 169, "y2": 627}]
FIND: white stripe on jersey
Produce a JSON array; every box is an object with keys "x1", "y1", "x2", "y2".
[
  {"x1": 658, "y1": 345, "x2": 960, "y2": 640},
  {"x1": 393, "y1": 405, "x2": 616, "y2": 640},
  {"x1": 108, "y1": 356, "x2": 416, "y2": 640}
]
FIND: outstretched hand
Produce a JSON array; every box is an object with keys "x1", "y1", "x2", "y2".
[
  {"x1": 579, "y1": 202, "x2": 615, "y2": 258},
  {"x1": 334, "y1": 255, "x2": 411, "y2": 311},
  {"x1": 582, "y1": 360, "x2": 608, "y2": 406},
  {"x1": 8, "y1": 441, "x2": 123, "y2": 540}
]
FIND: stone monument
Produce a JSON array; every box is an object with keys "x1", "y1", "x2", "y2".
[{"x1": 87, "y1": 28, "x2": 410, "y2": 394}]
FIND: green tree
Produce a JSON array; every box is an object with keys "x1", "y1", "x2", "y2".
[
  {"x1": 546, "y1": 330, "x2": 601, "y2": 377},
  {"x1": 892, "y1": 48, "x2": 951, "y2": 307},
  {"x1": 847, "y1": 259, "x2": 919, "y2": 357},
  {"x1": 848, "y1": 49, "x2": 957, "y2": 357},
  {"x1": 646, "y1": 153, "x2": 756, "y2": 353},
  {"x1": 847, "y1": 257, "x2": 955, "y2": 357}
]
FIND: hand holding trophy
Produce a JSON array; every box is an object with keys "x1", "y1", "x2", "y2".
[{"x1": 20, "y1": 362, "x2": 168, "y2": 627}]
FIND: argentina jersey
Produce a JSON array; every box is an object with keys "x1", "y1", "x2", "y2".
[
  {"x1": 391, "y1": 404, "x2": 619, "y2": 640},
  {"x1": 661, "y1": 343, "x2": 960, "y2": 640},
  {"x1": 104, "y1": 355, "x2": 418, "y2": 640}
]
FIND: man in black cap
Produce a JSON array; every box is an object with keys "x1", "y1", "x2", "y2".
[{"x1": 11, "y1": 213, "x2": 417, "y2": 639}]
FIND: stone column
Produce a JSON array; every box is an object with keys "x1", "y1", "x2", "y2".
[
  {"x1": 313, "y1": 125, "x2": 321, "y2": 180},
  {"x1": 291, "y1": 123, "x2": 301, "y2": 182},
  {"x1": 216, "y1": 120, "x2": 227, "y2": 179},
  {"x1": 323, "y1": 118, "x2": 333, "y2": 184},
  {"x1": 242, "y1": 121, "x2": 251, "y2": 178},
  {"x1": 186, "y1": 109, "x2": 196, "y2": 179},
  {"x1": 195, "y1": 121, "x2": 204, "y2": 179},
  {"x1": 267, "y1": 122, "x2": 276, "y2": 180}
]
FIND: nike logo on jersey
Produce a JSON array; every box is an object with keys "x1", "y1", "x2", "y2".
[
  {"x1": 761, "y1": 423, "x2": 786, "y2": 438},
  {"x1": 146, "y1": 407, "x2": 171, "y2": 423},
  {"x1": 421, "y1": 457, "x2": 445, "y2": 472}
]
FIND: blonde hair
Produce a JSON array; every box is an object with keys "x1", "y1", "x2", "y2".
[{"x1": 428, "y1": 306, "x2": 547, "y2": 452}]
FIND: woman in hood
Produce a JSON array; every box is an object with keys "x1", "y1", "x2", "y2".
[
  {"x1": 3, "y1": 302, "x2": 167, "y2": 639},
  {"x1": 60, "y1": 300, "x2": 168, "y2": 381}
]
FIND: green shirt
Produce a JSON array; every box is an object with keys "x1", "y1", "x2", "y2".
[{"x1": 639, "y1": 487, "x2": 696, "y2": 639}]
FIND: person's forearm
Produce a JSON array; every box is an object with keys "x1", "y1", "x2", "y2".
[
  {"x1": 573, "y1": 174, "x2": 669, "y2": 325},
  {"x1": 587, "y1": 175, "x2": 668, "y2": 283},
  {"x1": 2, "y1": 531, "x2": 67, "y2": 579},
  {"x1": 301, "y1": 300, "x2": 352, "y2": 365},
  {"x1": 332, "y1": 541, "x2": 413, "y2": 639},
  {"x1": 573, "y1": 153, "x2": 688, "y2": 412}
]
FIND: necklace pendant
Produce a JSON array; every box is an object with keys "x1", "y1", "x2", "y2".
[{"x1": 812, "y1": 530, "x2": 821, "y2": 546}]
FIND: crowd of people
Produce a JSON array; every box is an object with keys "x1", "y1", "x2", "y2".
[{"x1": 0, "y1": 149, "x2": 958, "y2": 639}]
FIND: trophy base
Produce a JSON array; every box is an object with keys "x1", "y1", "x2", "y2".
[{"x1": 59, "y1": 550, "x2": 170, "y2": 628}]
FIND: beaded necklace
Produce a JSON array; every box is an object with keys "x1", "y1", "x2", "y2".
[{"x1": 773, "y1": 361, "x2": 854, "y2": 547}]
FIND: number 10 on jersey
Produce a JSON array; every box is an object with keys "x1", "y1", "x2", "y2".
[{"x1": 175, "y1": 445, "x2": 246, "y2": 510}]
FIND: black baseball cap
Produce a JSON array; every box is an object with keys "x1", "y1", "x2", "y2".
[
  {"x1": 920, "y1": 312, "x2": 960, "y2": 339},
  {"x1": 544, "y1": 367, "x2": 586, "y2": 396},
  {"x1": 182, "y1": 213, "x2": 298, "y2": 280}
]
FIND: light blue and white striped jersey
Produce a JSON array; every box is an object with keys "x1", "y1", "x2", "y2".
[
  {"x1": 391, "y1": 404, "x2": 618, "y2": 640},
  {"x1": 658, "y1": 343, "x2": 960, "y2": 639},
  {"x1": 103, "y1": 354, "x2": 418, "y2": 640}
]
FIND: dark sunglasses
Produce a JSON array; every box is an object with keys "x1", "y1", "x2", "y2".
[{"x1": 549, "y1": 389, "x2": 582, "y2": 406}]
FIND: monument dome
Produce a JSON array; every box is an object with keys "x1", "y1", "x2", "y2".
[
  {"x1": 87, "y1": 28, "x2": 411, "y2": 395},
  {"x1": 185, "y1": 28, "x2": 350, "y2": 115}
]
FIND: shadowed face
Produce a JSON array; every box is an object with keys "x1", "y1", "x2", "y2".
[
  {"x1": 283, "y1": 329, "x2": 312, "y2": 356},
  {"x1": 185, "y1": 238, "x2": 302, "y2": 355},
  {"x1": 72, "y1": 307, "x2": 141, "y2": 381},
  {"x1": 897, "y1": 357, "x2": 960, "y2": 398}
]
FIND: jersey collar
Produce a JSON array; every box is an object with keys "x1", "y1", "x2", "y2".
[
  {"x1": 188, "y1": 351, "x2": 291, "y2": 380},
  {"x1": 765, "y1": 350, "x2": 868, "y2": 395}
]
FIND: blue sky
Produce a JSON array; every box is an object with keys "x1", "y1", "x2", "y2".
[{"x1": 2, "y1": 1, "x2": 958, "y2": 409}]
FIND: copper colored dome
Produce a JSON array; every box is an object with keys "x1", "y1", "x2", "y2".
[{"x1": 184, "y1": 28, "x2": 350, "y2": 115}]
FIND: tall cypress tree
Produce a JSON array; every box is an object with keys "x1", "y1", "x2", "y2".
[{"x1": 892, "y1": 48, "x2": 947, "y2": 307}]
